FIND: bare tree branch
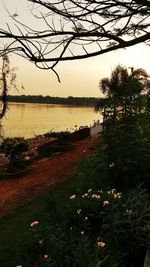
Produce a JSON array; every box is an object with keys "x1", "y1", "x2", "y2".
[{"x1": 0, "y1": 0, "x2": 150, "y2": 96}]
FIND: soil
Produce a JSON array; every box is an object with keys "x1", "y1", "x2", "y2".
[{"x1": 0, "y1": 135, "x2": 99, "y2": 218}]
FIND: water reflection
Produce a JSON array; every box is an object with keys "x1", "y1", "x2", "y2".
[{"x1": 2, "y1": 102, "x2": 102, "y2": 138}]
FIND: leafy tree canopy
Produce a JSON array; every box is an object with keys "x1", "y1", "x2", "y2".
[{"x1": 95, "y1": 65, "x2": 150, "y2": 129}]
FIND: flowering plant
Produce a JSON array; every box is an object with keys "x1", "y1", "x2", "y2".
[{"x1": 15, "y1": 184, "x2": 150, "y2": 267}]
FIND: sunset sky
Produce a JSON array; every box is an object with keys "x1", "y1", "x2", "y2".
[{"x1": 1, "y1": 0, "x2": 150, "y2": 97}]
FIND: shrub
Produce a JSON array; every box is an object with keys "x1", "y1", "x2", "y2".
[
  {"x1": 44, "y1": 131, "x2": 71, "y2": 144},
  {"x1": 0, "y1": 137, "x2": 28, "y2": 161},
  {"x1": 103, "y1": 117, "x2": 150, "y2": 191},
  {"x1": 15, "y1": 186, "x2": 150, "y2": 267},
  {"x1": 37, "y1": 143, "x2": 73, "y2": 159}
]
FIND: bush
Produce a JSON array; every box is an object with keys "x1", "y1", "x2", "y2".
[
  {"x1": 37, "y1": 143, "x2": 73, "y2": 159},
  {"x1": 103, "y1": 117, "x2": 150, "y2": 190},
  {"x1": 0, "y1": 137, "x2": 28, "y2": 161},
  {"x1": 44, "y1": 131, "x2": 71, "y2": 144},
  {"x1": 5, "y1": 158, "x2": 28, "y2": 173},
  {"x1": 15, "y1": 185, "x2": 150, "y2": 267}
]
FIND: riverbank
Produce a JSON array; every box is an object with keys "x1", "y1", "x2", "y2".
[
  {"x1": 0, "y1": 135, "x2": 100, "y2": 218},
  {"x1": 7, "y1": 95, "x2": 99, "y2": 106}
]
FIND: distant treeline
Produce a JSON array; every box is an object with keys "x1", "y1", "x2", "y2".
[{"x1": 7, "y1": 95, "x2": 99, "y2": 106}]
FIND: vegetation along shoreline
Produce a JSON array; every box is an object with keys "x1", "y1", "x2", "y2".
[{"x1": 7, "y1": 95, "x2": 99, "y2": 107}]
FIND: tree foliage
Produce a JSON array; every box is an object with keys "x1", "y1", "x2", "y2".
[
  {"x1": 0, "y1": 0, "x2": 150, "y2": 78},
  {"x1": 96, "y1": 65, "x2": 150, "y2": 191},
  {"x1": 0, "y1": 55, "x2": 17, "y2": 119},
  {"x1": 0, "y1": 137, "x2": 28, "y2": 161},
  {"x1": 95, "y1": 65, "x2": 150, "y2": 130},
  {"x1": 0, "y1": 54, "x2": 17, "y2": 137},
  {"x1": 7, "y1": 94, "x2": 98, "y2": 106}
]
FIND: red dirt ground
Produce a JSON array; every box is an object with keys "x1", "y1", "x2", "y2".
[{"x1": 0, "y1": 136, "x2": 99, "y2": 218}]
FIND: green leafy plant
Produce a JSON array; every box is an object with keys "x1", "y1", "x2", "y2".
[
  {"x1": 37, "y1": 143, "x2": 73, "y2": 159},
  {"x1": 0, "y1": 137, "x2": 28, "y2": 162},
  {"x1": 102, "y1": 116, "x2": 150, "y2": 191},
  {"x1": 95, "y1": 65, "x2": 150, "y2": 132},
  {"x1": 44, "y1": 131, "x2": 71, "y2": 145},
  {"x1": 95, "y1": 65, "x2": 150, "y2": 190},
  {"x1": 15, "y1": 183, "x2": 150, "y2": 267}
]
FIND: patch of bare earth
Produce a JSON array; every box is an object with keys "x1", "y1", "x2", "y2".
[{"x1": 0, "y1": 136, "x2": 99, "y2": 218}]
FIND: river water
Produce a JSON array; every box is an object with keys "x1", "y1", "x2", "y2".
[{"x1": 2, "y1": 102, "x2": 101, "y2": 139}]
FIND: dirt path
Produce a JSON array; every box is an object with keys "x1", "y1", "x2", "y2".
[{"x1": 0, "y1": 136, "x2": 98, "y2": 218}]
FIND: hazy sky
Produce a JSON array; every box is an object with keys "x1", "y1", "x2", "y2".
[{"x1": 1, "y1": 0, "x2": 150, "y2": 97}]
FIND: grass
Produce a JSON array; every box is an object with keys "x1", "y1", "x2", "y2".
[
  {"x1": 0, "y1": 137, "x2": 149, "y2": 267},
  {"x1": 0, "y1": 171, "x2": 82, "y2": 267},
  {"x1": 0, "y1": 194, "x2": 47, "y2": 266}
]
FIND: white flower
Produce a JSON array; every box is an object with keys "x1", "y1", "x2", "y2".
[
  {"x1": 114, "y1": 192, "x2": 122, "y2": 199},
  {"x1": 30, "y1": 221, "x2": 39, "y2": 227},
  {"x1": 111, "y1": 189, "x2": 116, "y2": 194},
  {"x1": 98, "y1": 190, "x2": 103, "y2": 194},
  {"x1": 126, "y1": 209, "x2": 133, "y2": 214},
  {"x1": 82, "y1": 193, "x2": 88, "y2": 198},
  {"x1": 80, "y1": 231, "x2": 84, "y2": 235},
  {"x1": 109, "y1": 162, "x2": 115, "y2": 168},
  {"x1": 69, "y1": 195, "x2": 76, "y2": 199},
  {"x1": 24, "y1": 156, "x2": 30, "y2": 160},
  {"x1": 88, "y1": 188, "x2": 92, "y2": 193},
  {"x1": 77, "y1": 209, "x2": 81, "y2": 214}
]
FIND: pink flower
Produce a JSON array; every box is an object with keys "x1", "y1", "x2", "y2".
[
  {"x1": 97, "y1": 241, "x2": 106, "y2": 248},
  {"x1": 43, "y1": 254, "x2": 48, "y2": 260},
  {"x1": 92, "y1": 194, "x2": 100, "y2": 199},
  {"x1": 103, "y1": 200, "x2": 110, "y2": 206}
]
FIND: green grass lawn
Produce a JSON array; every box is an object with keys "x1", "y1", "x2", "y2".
[{"x1": 0, "y1": 173, "x2": 80, "y2": 267}]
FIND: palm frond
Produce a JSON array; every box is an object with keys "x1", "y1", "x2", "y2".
[{"x1": 99, "y1": 78, "x2": 110, "y2": 95}]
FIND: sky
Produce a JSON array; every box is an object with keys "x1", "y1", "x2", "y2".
[{"x1": 0, "y1": 0, "x2": 150, "y2": 97}]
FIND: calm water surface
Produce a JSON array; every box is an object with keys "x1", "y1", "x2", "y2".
[{"x1": 2, "y1": 102, "x2": 101, "y2": 138}]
